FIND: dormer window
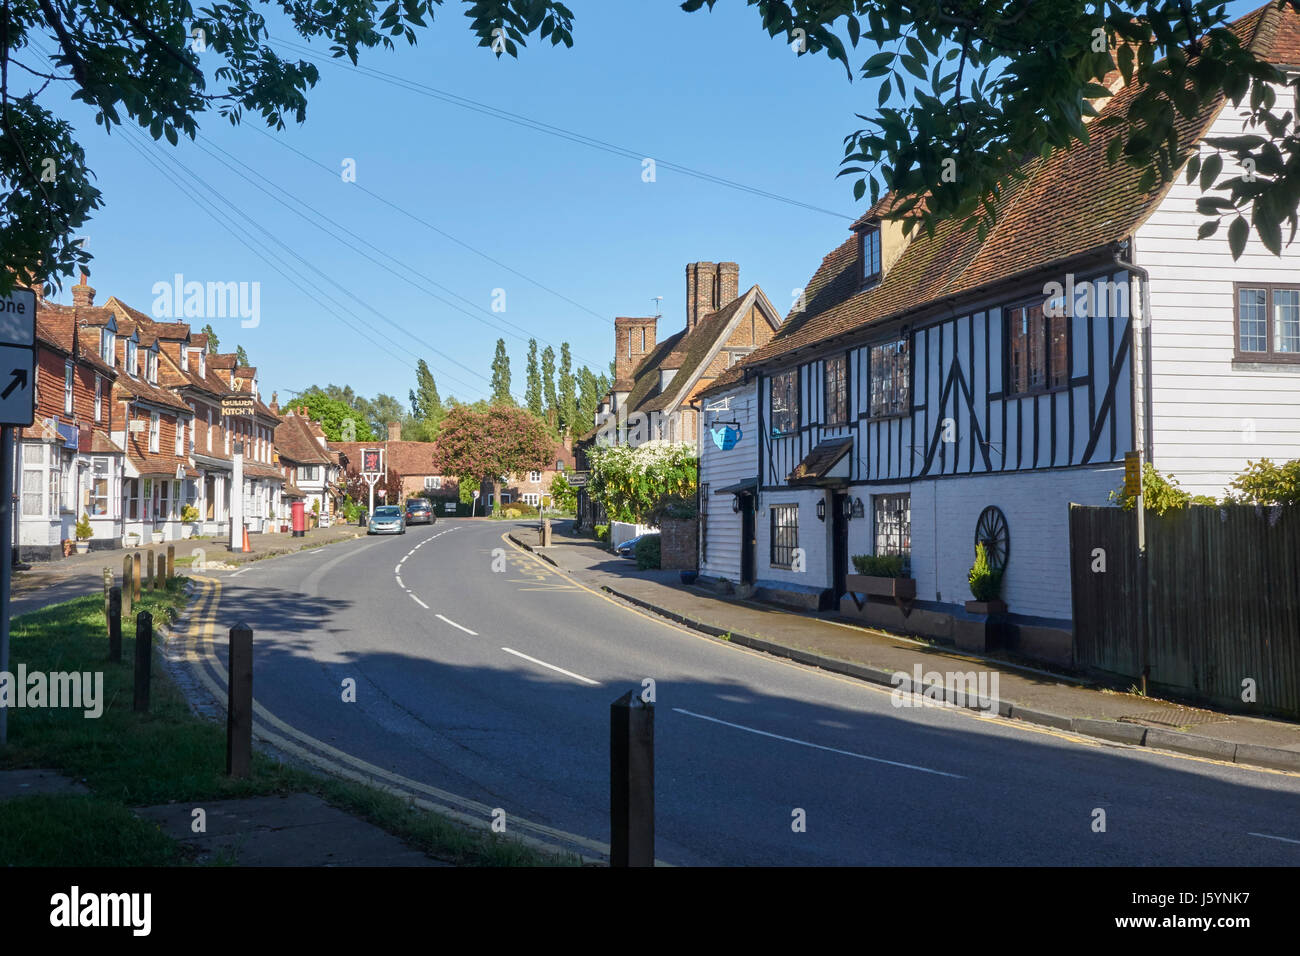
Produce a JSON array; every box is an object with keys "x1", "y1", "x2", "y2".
[
  {"x1": 147, "y1": 350, "x2": 158, "y2": 384},
  {"x1": 127, "y1": 340, "x2": 138, "y2": 377},
  {"x1": 860, "y1": 223, "x2": 882, "y2": 286},
  {"x1": 100, "y1": 328, "x2": 116, "y2": 367},
  {"x1": 181, "y1": 348, "x2": 189, "y2": 372}
]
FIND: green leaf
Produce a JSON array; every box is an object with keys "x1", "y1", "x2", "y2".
[{"x1": 1228, "y1": 216, "x2": 1249, "y2": 259}]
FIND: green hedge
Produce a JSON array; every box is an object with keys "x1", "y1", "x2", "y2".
[{"x1": 634, "y1": 535, "x2": 661, "y2": 570}]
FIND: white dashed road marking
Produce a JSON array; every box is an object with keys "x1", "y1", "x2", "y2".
[{"x1": 501, "y1": 647, "x2": 598, "y2": 685}]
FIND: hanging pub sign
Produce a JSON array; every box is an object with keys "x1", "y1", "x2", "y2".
[{"x1": 361, "y1": 448, "x2": 384, "y2": 477}]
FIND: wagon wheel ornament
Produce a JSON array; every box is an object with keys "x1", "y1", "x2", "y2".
[{"x1": 974, "y1": 506, "x2": 1009, "y2": 573}]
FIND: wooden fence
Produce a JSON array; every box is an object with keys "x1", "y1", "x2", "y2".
[{"x1": 1069, "y1": 504, "x2": 1300, "y2": 718}]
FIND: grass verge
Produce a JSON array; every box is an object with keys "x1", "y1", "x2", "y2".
[{"x1": 0, "y1": 582, "x2": 575, "y2": 866}]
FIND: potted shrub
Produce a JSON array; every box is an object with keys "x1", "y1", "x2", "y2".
[
  {"x1": 181, "y1": 504, "x2": 200, "y2": 539},
  {"x1": 956, "y1": 542, "x2": 1007, "y2": 652},
  {"x1": 965, "y1": 542, "x2": 1006, "y2": 614},
  {"x1": 847, "y1": 553, "x2": 916, "y2": 599},
  {"x1": 74, "y1": 513, "x2": 93, "y2": 554}
]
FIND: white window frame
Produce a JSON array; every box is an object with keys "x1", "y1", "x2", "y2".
[
  {"x1": 175, "y1": 418, "x2": 184, "y2": 456},
  {"x1": 127, "y1": 340, "x2": 138, "y2": 377},
  {"x1": 64, "y1": 362, "x2": 74, "y2": 416},
  {"x1": 424, "y1": 476, "x2": 442, "y2": 490},
  {"x1": 527, "y1": 470, "x2": 542, "y2": 483},
  {"x1": 149, "y1": 411, "x2": 160, "y2": 453},
  {"x1": 94, "y1": 375, "x2": 102, "y2": 422}
]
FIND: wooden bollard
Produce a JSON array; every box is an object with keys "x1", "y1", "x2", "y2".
[
  {"x1": 102, "y1": 568, "x2": 113, "y2": 620},
  {"x1": 227, "y1": 623, "x2": 254, "y2": 778},
  {"x1": 154, "y1": 553, "x2": 164, "y2": 591},
  {"x1": 132, "y1": 553, "x2": 142, "y2": 602},
  {"x1": 147, "y1": 549, "x2": 156, "y2": 590},
  {"x1": 166, "y1": 545, "x2": 175, "y2": 582},
  {"x1": 133, "y1": 611, "x2": 153, "y2": 713},
  {"x1": 123, "y1": 555, "x2": 134, "y2": 617},
  {"x1": 108, "y1": 587, "x2": 122, "y2": 663},
  {"x1": 610, "y1": 689, "x2": 655, "y2": 867}
]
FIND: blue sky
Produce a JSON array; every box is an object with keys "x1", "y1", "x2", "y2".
[{"x1": 36, "y1": 0, "x2": 1263, "y2": 407}]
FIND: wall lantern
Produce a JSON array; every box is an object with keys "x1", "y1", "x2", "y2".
[
  {"x1": 852, "y1": 497, "x2": 865, "y2": 519},
  {"x1": 732, "y1": 495, "x2": 742, "y2": 514},
  {"x1": 841, "y1": 496, "x2": 854, "y2": 520},
  {"x1": 816, "y1": 499, "x2": 826, "y2": 522}
]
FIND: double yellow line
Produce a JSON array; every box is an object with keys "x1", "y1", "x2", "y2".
[{"x1": 181, "y1": 575, "x2": 610, "y2": 862}]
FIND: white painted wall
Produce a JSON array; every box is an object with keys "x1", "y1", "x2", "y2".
[
  {"x1": 699, "y1": 383, "x2": 758, "y2": 580},
  {"x1": 753, "y1": 487, "x2": 829, "y2": 588},
  {"x1": 1136, "y1": 82, "x2": 1300, "y2": 498}
]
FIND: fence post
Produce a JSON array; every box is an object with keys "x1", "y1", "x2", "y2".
[
  {"x1": 227, "y1": 623, "x2": 254, "y2": 778},
  {"x1": 108, "y1": 587, "x2": 122, "y2": 663},
  {"x1": 166, "y1": 545, "x2": 175, "y2": 582},
  {"x1": 154, "y1": 553, "x2": 165, "y2": 591},
  {"x1": 102, "y1": 568, "x2": 112, "y2": 620},
  {"x1": 610, "y1": 689, "x2": 654, "y2": 867},
  {"x1": 133, "y1": 611, "x2": 153, "y2": 713},
  {"x1": 132, "y1": 553, "x2": 142, "y2": 602},
  {"x1": 123, "y1": 555, "x2": 133, "y2": 617}
]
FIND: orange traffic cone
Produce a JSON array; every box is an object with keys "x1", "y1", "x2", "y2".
[{"x1": 242, "y1": 525, "x2": 251, "y2": 553}]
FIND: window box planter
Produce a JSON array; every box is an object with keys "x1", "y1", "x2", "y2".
[
  {"x1": 150, "y1": 531, "x2": 164, "y2": 544},
  {"x1": 964, "y1": 599, "x2": 1007, "y2": 616},
  {"x1": 847, "y1": 573, "x2": 916, "y2": 600},
  {"x1": 181, "y1": 526, "x2": 194, "y2": 540},
  {"x1": 123, "y1": 533, "x2": 140, "y2": 549}
]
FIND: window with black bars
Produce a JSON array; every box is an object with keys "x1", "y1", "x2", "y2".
[
  {"x1": 873, "y1": 494, "x2": 911, "y2": 573},
  {"x1": 770, "y1": 503, "x2": 798, "y2": 568},
  {"x1": 824, "y1": 354, "x2": 848, "y2": 426},
  {"x1": 869, "y1": 339, "x2": 909, "y2": 417}
]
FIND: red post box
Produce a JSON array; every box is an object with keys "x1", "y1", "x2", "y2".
[{"x1": 291, "y1": 501, "x2": 306, "y2": 537}]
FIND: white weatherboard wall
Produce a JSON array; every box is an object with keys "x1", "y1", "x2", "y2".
[
  {"x1": 1136, "y1": 83, "x2": 1300, "y2": 498},
  {"x1": 699, "y1": 383, "x2": 758, "y2": 581}
]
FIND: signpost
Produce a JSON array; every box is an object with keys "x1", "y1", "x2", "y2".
[
  {"x1": 0, "y1": 288, "x2": 37, "y2": 745},
  {"x1": 360, "y1": 448, "x2": 384, "y2": 518},
  {"x1": 230, "y1": 440, "x2": 244, "y2": 553}
]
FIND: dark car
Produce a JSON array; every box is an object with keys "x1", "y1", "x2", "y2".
[
  {"x1": 405, "y1": 499, "x2": 436, "y2": 525},
  {"x1": 615, "y1": 532, "x2": 659, "y2": 558}
]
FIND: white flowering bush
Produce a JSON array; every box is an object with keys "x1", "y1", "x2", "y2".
[{"x1": 587, "y1": 441, "x2": 697, "y2": 523}]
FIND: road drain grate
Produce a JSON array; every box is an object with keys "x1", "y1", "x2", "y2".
[{"x1": 1119, "y1": 706, "x2": 1230, "y2": 728}]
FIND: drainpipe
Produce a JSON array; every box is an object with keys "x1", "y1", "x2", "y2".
[{"x1": 1113, "y1": 240, "x2": 1154, "y2": 694}]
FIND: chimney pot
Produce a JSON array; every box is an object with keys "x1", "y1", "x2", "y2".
[{"x1": 71, "y1": 272, "x2": 96, "y2": 308}]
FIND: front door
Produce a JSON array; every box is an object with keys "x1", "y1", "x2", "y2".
[
  {"x1": 831, "y1": 491, "x2": 849, "y2": 598},
  {"x1": 740, "y1": 494, "x2": 756, "y2": 585}
]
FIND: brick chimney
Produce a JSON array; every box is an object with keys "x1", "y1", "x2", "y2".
[
  {"x1": 614, "y1": 316, "x2": 657, "y2": 386},
  {"x1": 685, "y1": 261, "x2": 716, "y2": 332},
  {"x1": 72, "y1": 273, "x2": 95, "y2": 308},
  {"x1": 717, "y1": 262, "x2": 740, "y2": 308},
  {"x1": 387, "y1": 421, "x2": 401, "y2": 442},
  {"x1": 269, "y1": 391, "x2": 279, "y2": 416}
]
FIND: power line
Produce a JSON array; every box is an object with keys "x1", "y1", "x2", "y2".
[
  {"x1": 244, "y1": 123, "x2": 613, "y2": 325},
  {"x1": 118, "y1": 126, "x2": 499, "y2": 397},
  {"x1": 114, "y1": 123, "x2": 498, "y2": 401},
  {"x1": 192, "y1": 134, "x2": 605, "y2": 371},
  {"x1": 272, "y1": 35, "x2": 853, "y2": 222}
]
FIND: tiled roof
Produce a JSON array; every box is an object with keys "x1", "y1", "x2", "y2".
[
  {"x1": 639, "y1": 292, "x2": 754, "y2": 414},
  {"x1": 82, "y1": 429, "x2": 123, "y2": 455},
  {"x1": 113, "y1": 371, "x2": 193, "y2": 413},
  {"x1": 788, "y1": 437, "x2": 854, "y2": 484},
  {"x1": 276, "y1": 413, "x2": 335, "y2": 465},
  {"x1": 746, "y1": 2, "x2": 1299, "y2": 369},
  {"x1": 329, "y1": 440, "x2": 444, "y2": 477}
]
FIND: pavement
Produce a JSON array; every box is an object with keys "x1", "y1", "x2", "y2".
[{"x1": 508, "y1": 520, "x2": 1300, "y2": 774}]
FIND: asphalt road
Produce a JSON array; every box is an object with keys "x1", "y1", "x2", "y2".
[{"x1": 193, "y1": 518, "x2": 1300, "y2": 865}]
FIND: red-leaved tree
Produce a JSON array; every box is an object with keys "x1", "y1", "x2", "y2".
[{"x1": 432, "y1": 405, "x2": 553, "y2": 510}]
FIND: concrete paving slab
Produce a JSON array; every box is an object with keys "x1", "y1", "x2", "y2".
[
  {"x1": 134, "y1": 793, "x2": 446, "y2": 866},
  {"x1": 0, "y1": 769, "x2": 91, "y2": 799}
]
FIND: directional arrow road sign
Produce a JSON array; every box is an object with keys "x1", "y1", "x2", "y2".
[{"x1": 0, "y1": 344, "x2": 36, "y2": 427}]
